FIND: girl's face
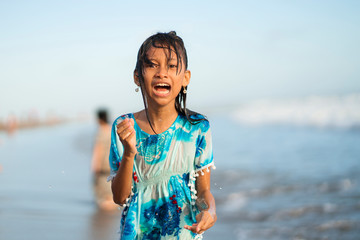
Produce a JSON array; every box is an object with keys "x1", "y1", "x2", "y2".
[{"x1": 135, "y1": 46, "x2": 190, "y2": 109}]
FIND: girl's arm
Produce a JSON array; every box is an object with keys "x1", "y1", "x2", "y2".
[
  {"x1": 111, "y1": 118, "x2": 137, "y2": 205},
  {"x1": 184, "y1": 169, "x2": 217, "y2": 234}
]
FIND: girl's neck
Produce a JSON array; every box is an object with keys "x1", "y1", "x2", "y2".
[{"x1": 135, "y1": 106, "x2": 178, "y2": 135}]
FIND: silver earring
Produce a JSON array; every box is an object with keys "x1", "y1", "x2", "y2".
[
  {"x1": 183, "y1": 88, "x2": 187, "y2": 94},
  {"x1": 135, "y1": 87, "x2": 139, "y2": 92}
]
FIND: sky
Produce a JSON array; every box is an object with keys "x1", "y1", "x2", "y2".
[{"x1": 1, "y1": 0, "x2": 359, "y2": 120}]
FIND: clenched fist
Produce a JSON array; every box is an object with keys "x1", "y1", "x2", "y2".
[{"x1": 116, "y1": 118, "x2": 137, "y2": 157}]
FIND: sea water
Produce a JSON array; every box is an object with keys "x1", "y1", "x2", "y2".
[
  {"x1": 0, "y1": 94, "x2": 359, "y2": 240},
  {"x1": 207, "y1": 94, "x2": 360, "y2": 240},
  {"x1": 209, "y1": 117, "x2": 360, "y2": 240}
]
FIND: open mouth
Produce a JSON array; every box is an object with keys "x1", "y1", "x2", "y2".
[{"x1": 154, "y1": 83, "x2": 171, "y2": 94}]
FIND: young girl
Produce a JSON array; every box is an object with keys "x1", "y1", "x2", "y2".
[{"x1": 108, "y1": 31, "x2": 216, "y2": 239}]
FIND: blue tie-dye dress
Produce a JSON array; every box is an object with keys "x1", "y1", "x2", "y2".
[{"x1": 108, "y1": 113, "x2": 215, "y2": 240}]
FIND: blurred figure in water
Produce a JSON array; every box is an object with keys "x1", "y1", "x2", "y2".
[
  {"x1": 91, "y1": 109, "x2": 118, "y2": 211},
  {"x1": 6, "y1": 113, "x2": 18, "y2": 135}
]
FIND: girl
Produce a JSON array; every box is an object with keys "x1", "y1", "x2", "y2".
[{"x1": 108, "y1": 31, "x2": 216, "y2": 239}]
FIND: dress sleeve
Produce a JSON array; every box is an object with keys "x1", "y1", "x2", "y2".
[
  {"x1": 107, "y1": 117, "x2": 124, "y2": 182},
  {"x1": 194, "y1": 120, "x2": 214, "y2": 173}
]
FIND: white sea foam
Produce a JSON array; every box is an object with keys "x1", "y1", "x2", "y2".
[
  {"x1": 232, "y1": 93, "x2": 360, "y2": 128},
  {"x1": 221, "y1": 192, "x2": 248, "y2": 213}
]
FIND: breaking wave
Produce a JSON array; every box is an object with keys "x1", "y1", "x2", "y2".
[{"x1": 232, "y1": 93, "x2": 360, "y2": 128}]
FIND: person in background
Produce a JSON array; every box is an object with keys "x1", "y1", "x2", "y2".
[
  {"x1": 92, "y1": 109, "x2": 118, "y2": 211},
  {"x1": 6, "y1": 113, "x2": 18, "y2": 135}
]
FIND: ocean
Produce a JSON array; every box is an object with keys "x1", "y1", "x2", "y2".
[{"x1": 0, "y1": 94, "x2": 359, "y2": 240}]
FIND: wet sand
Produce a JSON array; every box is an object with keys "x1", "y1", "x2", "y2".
[{"x1": 0, "y1": 123, "x2": 120, "y2": 240}]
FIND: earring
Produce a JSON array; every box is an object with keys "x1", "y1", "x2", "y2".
[
  {"x1": 135, "y1": 86, "x2": 139, "y2": 92},
  {"x1": 183, "y1": 87, "x2": 187, "y2": 94}
]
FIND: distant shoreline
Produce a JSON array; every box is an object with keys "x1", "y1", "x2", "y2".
[
  {"x1": 0, "y1": 116, "x2": 91, "y2": 134},
  {"x1": 0, "y1": 118, "x2": 66, "y2": 133}
]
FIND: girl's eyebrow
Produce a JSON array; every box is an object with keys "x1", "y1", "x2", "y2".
[{"x1": 147, "y1": 57, "x2": 177, "y2": 62}]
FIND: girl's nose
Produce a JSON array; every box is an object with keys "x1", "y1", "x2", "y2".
[{"x1": 156, "y1": 65, "x2": 168, "y2": 78}]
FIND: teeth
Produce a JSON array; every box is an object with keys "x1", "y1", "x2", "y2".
[{"x1": 156, "y1": 83, "x2": 170, "y2": 87}]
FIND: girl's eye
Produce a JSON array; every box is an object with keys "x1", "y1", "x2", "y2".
[
  {"x1": 147, "y1": 62, "x2": 157, "y2": 68},
  {"x1": 169, "y1": 64, "x2": 177, "y2": 69}
]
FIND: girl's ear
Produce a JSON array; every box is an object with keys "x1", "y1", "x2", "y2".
[
  {"x1": 183, "y1": 70, "x2": 191, "y2": 87},
  {"x1": 134, "y1": 70, "x2": 140, "y2": 86}
]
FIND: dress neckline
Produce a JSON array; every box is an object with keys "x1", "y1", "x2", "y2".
[{"x1": 131, "y1": 113, "x2": 180, "y2": 136}]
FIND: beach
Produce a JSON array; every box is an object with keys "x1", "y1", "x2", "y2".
[{"x1": 1, "y1": 99, "x2": 360, "y2": 240}]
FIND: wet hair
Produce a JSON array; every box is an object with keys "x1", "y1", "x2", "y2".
[
  {"x1": 97, "y1": 109, "x2": 109, "y2": 124},
  {"x1": 135, "y1": 31, "x2": 205, "y2": 134}
]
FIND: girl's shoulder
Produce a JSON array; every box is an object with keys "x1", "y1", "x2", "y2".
[
  {"x1": 189, "y1": 113, "x2": 207, "y2": 121},
  {"x1": 183, "y1": 111, "x2": 211, "y2": 132},
  {"x1": 185, "y1": 109, "x2": 207, "y2": 121}
]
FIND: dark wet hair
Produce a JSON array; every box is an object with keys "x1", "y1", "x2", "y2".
[
  {"x1": 97, "y1": 109, "x2": 109, "y2": 123},
  {"x1": 135, "y1": 31, "x2": 205, "y2": 134}
]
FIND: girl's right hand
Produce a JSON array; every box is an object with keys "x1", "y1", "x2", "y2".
[{"x1": 116, "y1": 118, "x2": 137, "y2": 157}]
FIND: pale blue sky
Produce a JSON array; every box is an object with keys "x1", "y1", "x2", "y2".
[{"x1": 1, "y1": 0, "x2": 359, "y2": 119}]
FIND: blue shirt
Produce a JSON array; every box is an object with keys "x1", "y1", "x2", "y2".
[{"x1": 109, "y1": 113, "x2": 214, "y2": 240}]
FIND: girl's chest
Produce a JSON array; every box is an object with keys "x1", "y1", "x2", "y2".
[{"x1": 134, "y1": 136, "x2": 198, "y2": 179}]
